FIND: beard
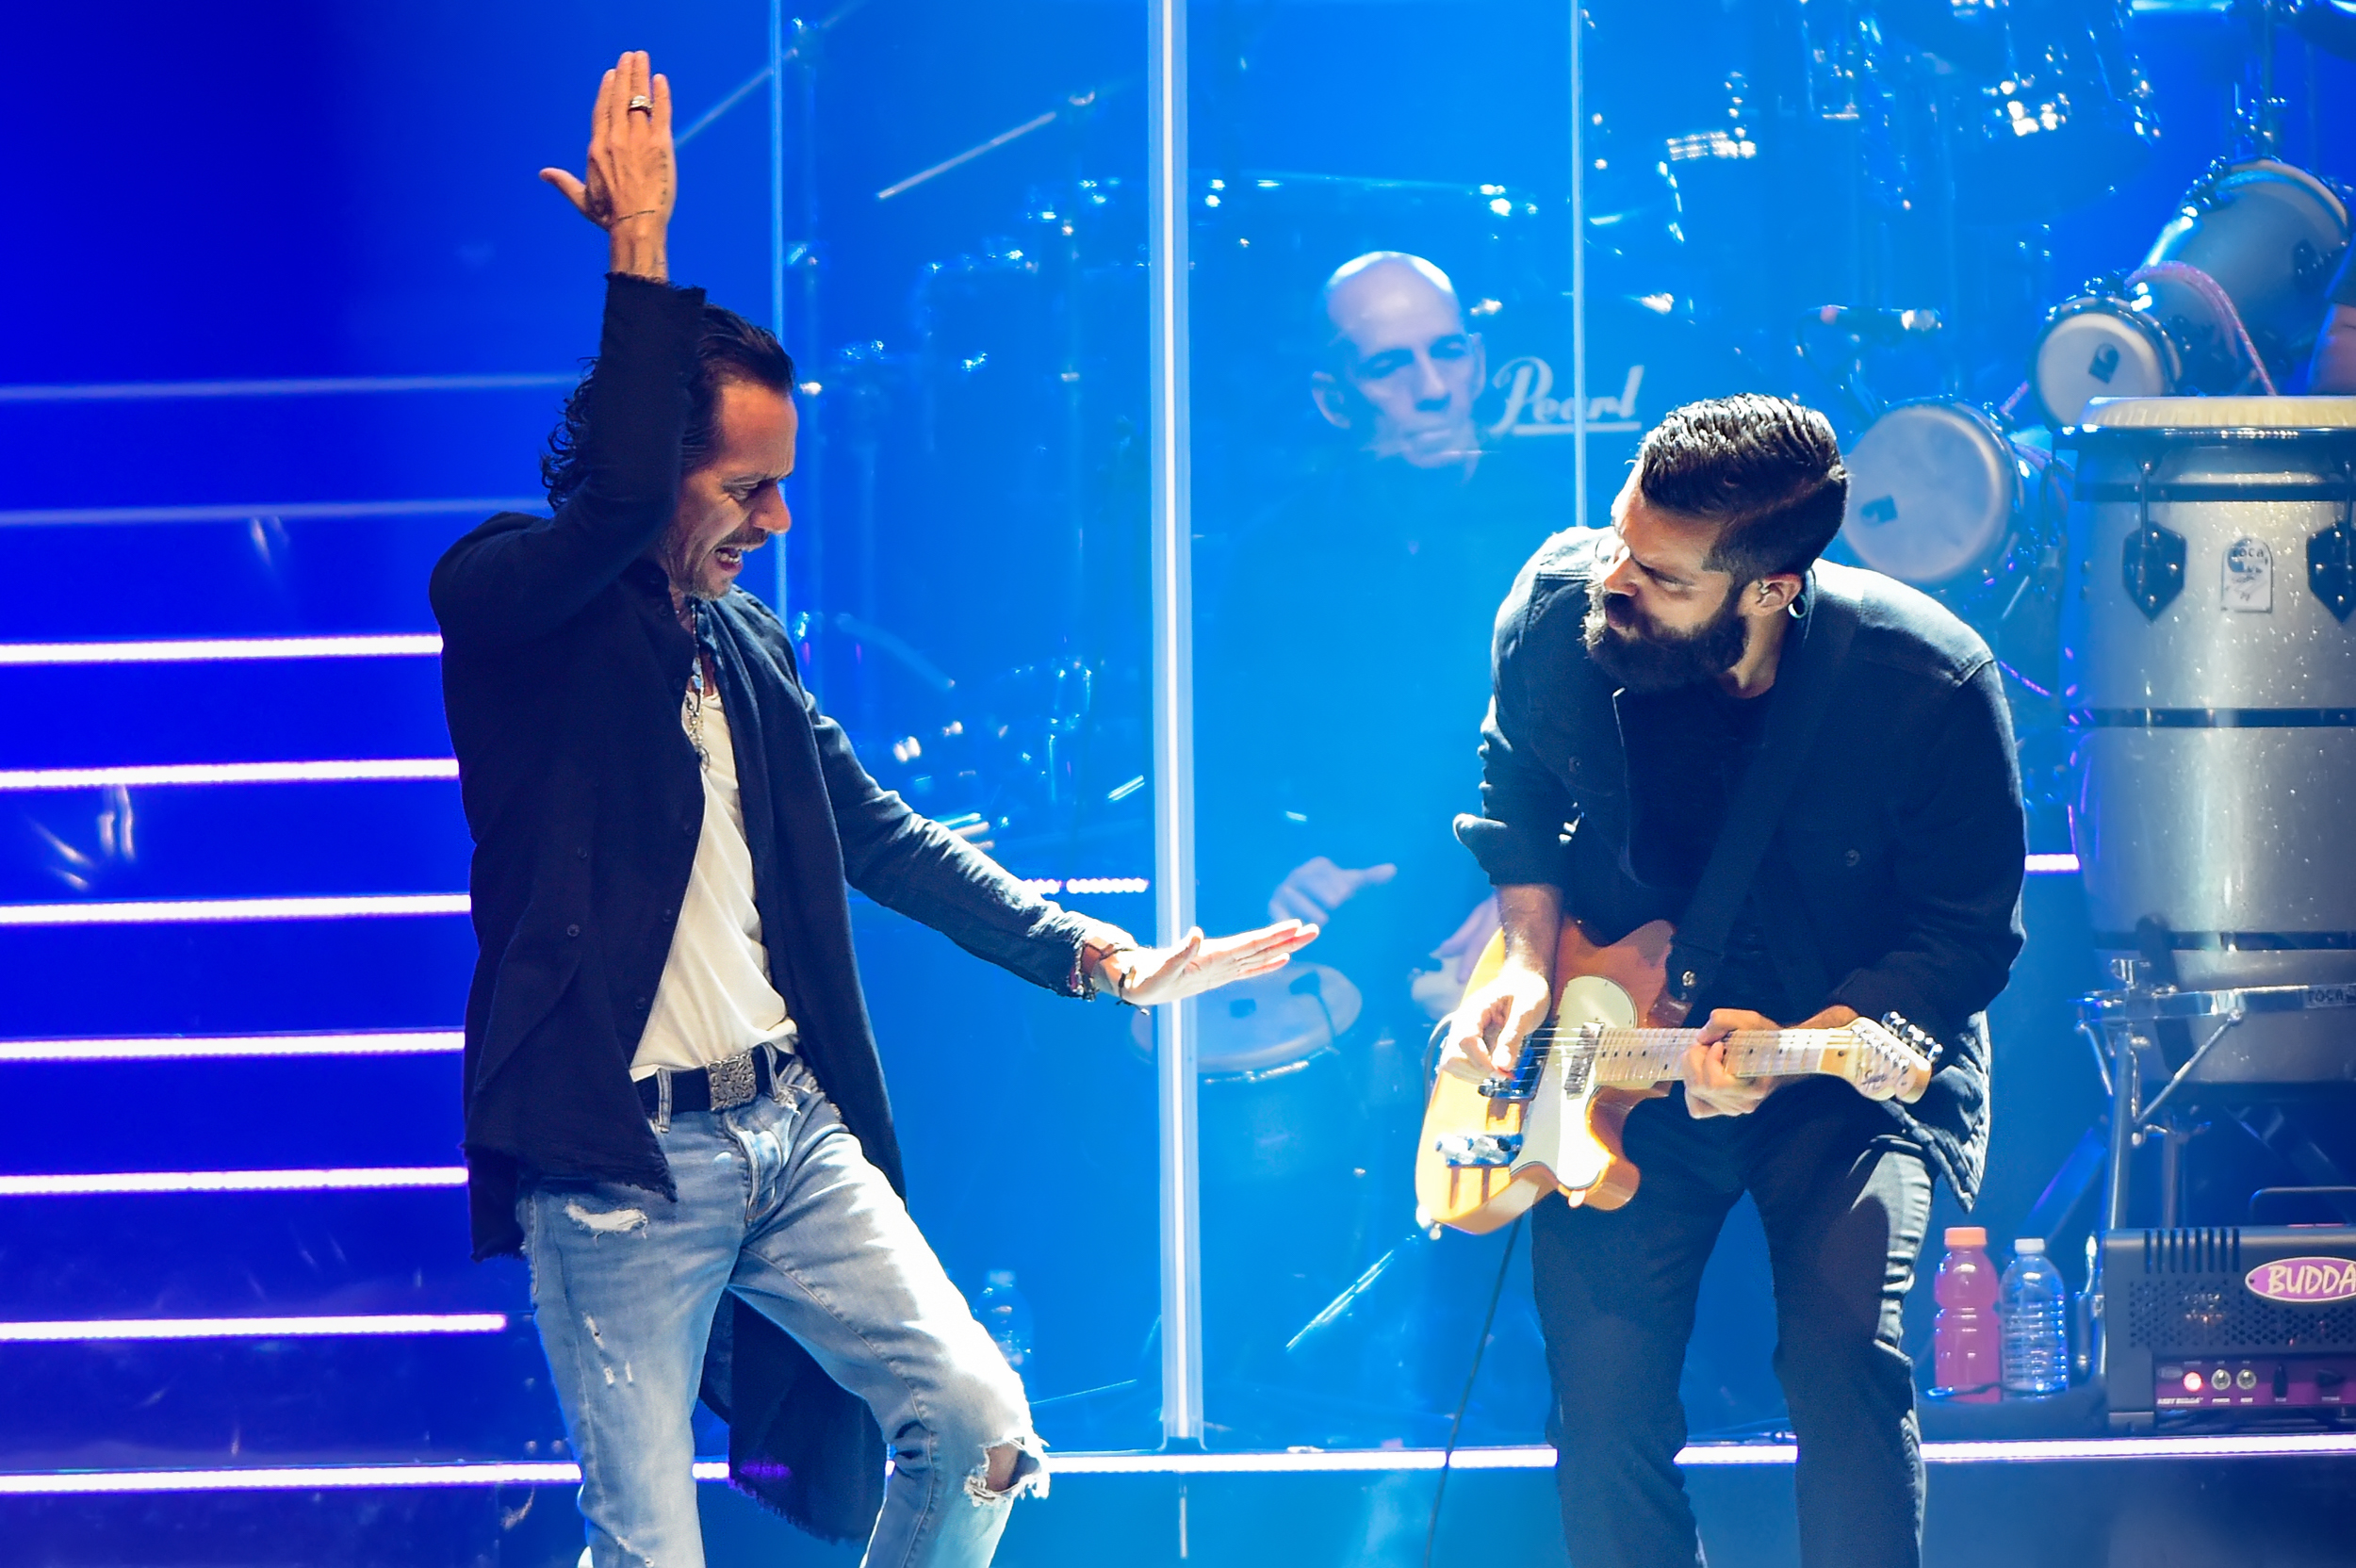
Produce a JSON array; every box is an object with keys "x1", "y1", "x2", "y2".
[
  {"x1": 656, "y1": 521, "x2": 764, "y2": 603},
  {"x1": 1582, "y1": 576, "x2": 1749, "y2": 693}
]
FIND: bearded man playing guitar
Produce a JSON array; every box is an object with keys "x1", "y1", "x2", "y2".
[{"x1": 1441, "y1": 395, "x2": 2025, "y2": 1568}]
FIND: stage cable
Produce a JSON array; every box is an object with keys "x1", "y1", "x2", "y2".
[{"x1": 1423, "y1": 1213, "x2": 1526, "y2": 1568}]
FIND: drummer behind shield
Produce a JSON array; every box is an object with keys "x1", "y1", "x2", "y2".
[{"x1": 1202, "y1": 253, "x2": 1564, "y2": 1039}]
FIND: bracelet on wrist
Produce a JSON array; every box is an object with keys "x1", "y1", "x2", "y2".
[{"x1": 1080, "y1": 938, "x2": 1139, "y2": 1004}]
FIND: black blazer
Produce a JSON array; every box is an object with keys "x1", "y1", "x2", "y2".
[
  {"x1": 1456, "y1": 530, "x2": 2027, "y2": 1204},
  {"x1": 430, "y1": 274, "x2": 1092, "y2": 1537}
]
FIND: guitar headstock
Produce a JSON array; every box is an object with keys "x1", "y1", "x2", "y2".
[{"x1": 1840, "y1": 1015, "x2": 1937, "y2": 1103}]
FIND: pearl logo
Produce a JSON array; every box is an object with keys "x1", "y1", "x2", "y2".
[
  {"x1": 2245, "y1": 1257, "x2": 2356, "y2": 1305},
  {"x1": 1486, "y1": 356, "x2": 1646, "y2": 439}
]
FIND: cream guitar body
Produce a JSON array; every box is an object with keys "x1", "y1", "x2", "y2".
[{"x1": 1414, "y1": 919, "x2": 1936, "y2": 1235}]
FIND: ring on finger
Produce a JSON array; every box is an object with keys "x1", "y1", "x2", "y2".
[{"x1": 628, "y1": 94, "x2": 654, "y2": 114}]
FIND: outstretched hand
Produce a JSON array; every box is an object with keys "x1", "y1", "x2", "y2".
[
  {"x1": 541, "y1": 51, "x2": 675, "y2": 279},
  {"x1": 1092, "y1": 921, "x2": 1319, "y2": 1008}
]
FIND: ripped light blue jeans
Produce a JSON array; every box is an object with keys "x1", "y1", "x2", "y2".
[{"x1": 520, "y1": 1052, "x2": 1041, "y2": 1568}]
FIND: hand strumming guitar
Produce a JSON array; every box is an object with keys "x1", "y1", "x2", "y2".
[{"x1": 1435, "y1": 883, "x2": 1561, "y2": 1083}]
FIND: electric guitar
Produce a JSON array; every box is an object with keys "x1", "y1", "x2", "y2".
[{"x1": 1415, "y1": 919, "x2": 1937, "y2": 1235}]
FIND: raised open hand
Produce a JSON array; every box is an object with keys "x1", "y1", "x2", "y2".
[{"x1": 540, "y1": 51, "x2": 675, "y2": 278}]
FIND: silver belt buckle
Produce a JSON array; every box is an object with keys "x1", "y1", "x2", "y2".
[{"x1": 706, "y1": 1051, "x2": 759, "y2": 1111}]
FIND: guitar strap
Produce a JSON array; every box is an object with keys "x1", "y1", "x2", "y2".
[{"x1": 1645, "y1": 576, "x2": 1858, "y2": 1026}]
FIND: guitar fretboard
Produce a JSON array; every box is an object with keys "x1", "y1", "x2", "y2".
[{"x1": 1523, "y1": 1026, "x2": 1866, "y2": 1088}]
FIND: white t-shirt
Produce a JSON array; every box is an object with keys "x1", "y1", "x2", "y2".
[{"x1": 630, "y1": 678, "x2": 795, "y2": 1079}]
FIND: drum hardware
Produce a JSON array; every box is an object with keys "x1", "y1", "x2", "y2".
[
  {"x1": 2121, "y1": 458, "x2": 2188, "y2": 618},
  {"x1": 1955, "y1": 0, "x2": 2161, "y2": 220},
  {"x1": 2312, "y1": 466, "x2": 2355, "y2": 619},
  {"x1": 874, "y1": 80, "x2": 1126, "y2": 204},
  {"x1": 2131, "y1": 262, "x2": 2276, "y2": 394},
  {"x1": 854, "y1": 654, "x2": 1125, "y2": 850},
  {"x1": 1797, "y1": 306, "x2": 1946, "y2": 429},
  {"x1": 2083, "y1": 976, "x2": 2356, "y2": 1231}
]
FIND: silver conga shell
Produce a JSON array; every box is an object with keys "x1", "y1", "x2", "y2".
[{"x1": 2064, "y1": 397, "x2": 2356, "y2": 1084}]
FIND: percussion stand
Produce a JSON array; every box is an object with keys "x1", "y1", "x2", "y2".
[
  {"x1": 2076, "y1": 972, "x2": 2356, "y2": 1379},
  {"x1": 2088, "y1": 974, "x2": 2356, "y2": 1228},
  {"x1": 2232, "y1": 0, "x2": 2292, "y2": 158}
]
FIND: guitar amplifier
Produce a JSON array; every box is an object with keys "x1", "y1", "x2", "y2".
[{"x1": 2101, "y1": 1226, "x2": 2356, "y2": 1430}]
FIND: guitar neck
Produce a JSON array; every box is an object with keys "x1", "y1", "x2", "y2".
[{"x1": 1579, "y1": 1026, "x2": 1857, "y2": 1087}]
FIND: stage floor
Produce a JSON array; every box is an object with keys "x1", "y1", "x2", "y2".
[{"x1": 8, "y1": 1434, "x2": 2354, "y2": 1566}]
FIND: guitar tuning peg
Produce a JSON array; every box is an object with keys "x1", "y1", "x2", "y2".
[{"x1": 1880, "y1": 1012, "x2": 1941, "y2": 1063}]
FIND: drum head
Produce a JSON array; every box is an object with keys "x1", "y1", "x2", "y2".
[
  {"x1": 1126, "y1": 962, "x2": 1364, "y2": 1079},
  {"x1": 1840, "y1": 402, "x2": 2023, "y2": 584},
  {"x1": 2079, "y1": 395, "x2": 2356, "y2": 431},
  {"x1": 2035, "y1": 302, "x2": 2175, "y2": 427}
]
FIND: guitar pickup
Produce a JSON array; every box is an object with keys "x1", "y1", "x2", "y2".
[
  {"x1": 1479, "y1": 1076, "x2": 1539, "y2": 1103},
  {"x1": 1435, "y1": 1132, "x2": 1522, "y2": 1168}
]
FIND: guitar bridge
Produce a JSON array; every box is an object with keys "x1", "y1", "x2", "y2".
[
  {"x1": 1479, "y1": 1075, "x2": 1539, "y2": 1103},
  {"x1": 1435, "y1": 1132, "x2": 1523, "y2": 1168}
]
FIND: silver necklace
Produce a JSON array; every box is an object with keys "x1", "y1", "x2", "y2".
[{"x1": 684, "y1": 654, "x2": 712, "y2": 769}]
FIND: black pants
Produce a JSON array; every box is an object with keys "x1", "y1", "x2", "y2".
[{"x1": 1530, "y1": 1077, "x2": 1935, "y2": 1568}]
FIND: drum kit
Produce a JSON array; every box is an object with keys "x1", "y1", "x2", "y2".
[{"x1": 1839, "y1": 154, "x2": 2348, "y2": 691}]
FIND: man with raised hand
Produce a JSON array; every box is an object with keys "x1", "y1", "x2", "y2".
[{"x1": 434, "y1": 52, "x2": 1314, "y2": 1568}]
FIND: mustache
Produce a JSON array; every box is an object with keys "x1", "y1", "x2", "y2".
[{"x1": 712, "y1": 531, "x2": 766, "y2": 552}]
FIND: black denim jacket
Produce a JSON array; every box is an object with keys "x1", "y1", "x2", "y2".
[
  {"x1": 430, "y1": 273, "x2": 1092, "y2": 1537},
  {"x1": 1455, "y1": 531, "x2": 2027, "y2": 1204}
]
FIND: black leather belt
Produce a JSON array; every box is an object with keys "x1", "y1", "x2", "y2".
[{"x1": 636, "y1": 1049, "x2": 782, "y2": 1116}]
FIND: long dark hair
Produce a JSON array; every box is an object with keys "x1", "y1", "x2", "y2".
[{"x1": 541, "y1": 303, "x2": 796, "y2": 510}]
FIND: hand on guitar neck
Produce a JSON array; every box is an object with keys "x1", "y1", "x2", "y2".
[{"x1": 1686, "y1": 1004, "x2": 1860, "y2": 1118}]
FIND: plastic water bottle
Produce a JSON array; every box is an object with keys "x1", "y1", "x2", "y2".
[
  {"x1": 1931, "y1": 1226, "x2": 2001, "y2": 1403},
  {"x1": 976, "y1": 1268, "x2": 1035, "y2": 1380},
  {"x1": 2001, "y1": 1238, "x2": 2070, "y2": 1396}
]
